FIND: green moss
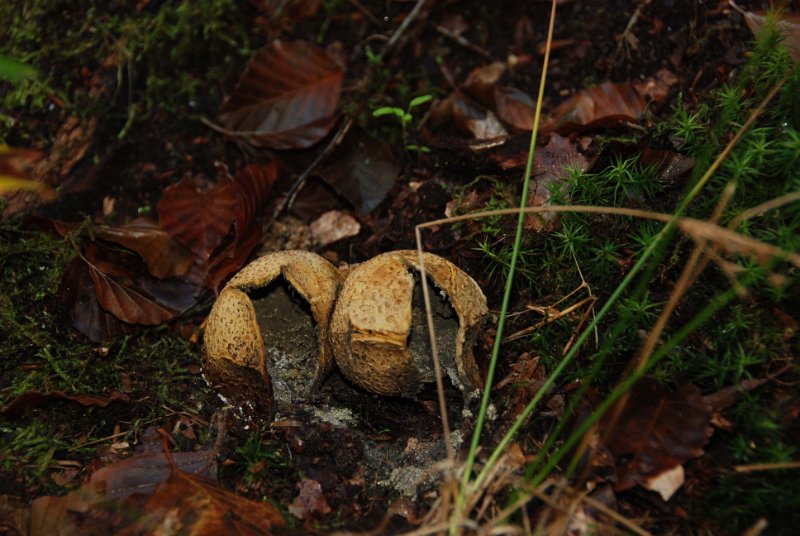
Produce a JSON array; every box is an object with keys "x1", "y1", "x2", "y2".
[
  {"x1": 0, "y1": 223, "x2": 215, "y2": 494},
  {"x1": 0, "y1": 0, "x2": 259, "y2": 139}
]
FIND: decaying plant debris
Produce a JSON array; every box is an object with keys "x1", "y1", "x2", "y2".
[{"x1": 2, "y1": 0, "x2": 800, "y2": 533}]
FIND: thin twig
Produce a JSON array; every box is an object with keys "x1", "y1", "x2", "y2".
[
  {"x1": 264, "y1": 117, "x2": 353, "y2": 231},
  {"x1": 733, "y1": 461, "x2": 800, "y2": 472},
  {"x1": 435, "y1": 25, "x2": 493, "y2": 60},
  {"x1": 381, "y1": 0, "x2": 429, "y2": 60}
]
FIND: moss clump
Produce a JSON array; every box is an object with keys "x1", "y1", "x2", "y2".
[{"x1": 0, "y1": 0, "x2": 260, "y2": 141}]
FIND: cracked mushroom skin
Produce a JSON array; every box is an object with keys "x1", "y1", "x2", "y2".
[
  {"x1": 330, "y1": 250, "x2": 488, "y2": 397},
  {"x1": 203, "y1": 251, "x2": 343, "y2": 415}
]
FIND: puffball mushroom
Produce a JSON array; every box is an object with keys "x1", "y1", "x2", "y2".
[
  {"x1": 203, "y1": 251, "x2": 343, "y2": 415},
  {"x1": 330, "y1": 250, "x2": 488, "y2": 397}
]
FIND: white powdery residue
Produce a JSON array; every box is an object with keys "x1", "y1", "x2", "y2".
[{"x1": 310, "y1": 406, "x2": 357, "y2": 427}]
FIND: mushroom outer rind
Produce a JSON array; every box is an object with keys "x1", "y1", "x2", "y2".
[
  {"x1": 395, "y1": 250, "x2": 488, "y2": 391},
  {"x1": 225, "y1": 250, "x2": 343, "y2": 390},
  {"x1": 203, "y1": 287, "x2": 273, "y2": 416},
  {"x1": 330, "y1": 250, "x2": 488, "y2": 396}
]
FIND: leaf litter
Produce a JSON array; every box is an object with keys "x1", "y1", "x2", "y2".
[{"x1": 3, "y1": 0, "x2": 799, "y2": 533}]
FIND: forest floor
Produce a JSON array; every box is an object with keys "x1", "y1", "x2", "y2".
[{"x1": 1, "y1": 0, "x2": 799, "y2": 534}]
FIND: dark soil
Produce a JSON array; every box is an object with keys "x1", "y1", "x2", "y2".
[{"x1": 2, "y1": 0, "x2": 797, "y2": 534}]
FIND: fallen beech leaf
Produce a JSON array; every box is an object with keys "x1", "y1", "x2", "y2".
[
  {"x1": 314, "y1": 129, "x2": 398, "y2": 214},
  {"x1": 90, "y1": 452, "x2": 216, "y2": 500},
  {"x1": 639, "y1": 146, "x2": 695, "y2": 184},
  {"x1": 138, "y1": 470, "x2": 285, "y2": 534},
  {"x1": 157, "y1": 177, "x2": 238, "y2": 262},
  {"x1": 0, "y1": 495, "x2": 28, "y2": 535},
  {"x1": 218, "y1": 40, "x2": 343, "y2": 149},
  {"x1": 87, "y1": 258, "x2": 177, "y2": 325},
  {"x1": 1, "y1": 390, "x2": 128, "y2": 418},
  {"x1": 185, "y1": 223, "x2": 264, "y2": 293},
  {"x1": 29, "y1": 485, "x2": 109, "y2": 536},
  {"x1": 290, "y1": 177, "x2": 347, "y2": 221},
  {"x1": 229, "y1": 162, "x2": 279, "y2": 239},
  {"x1": 545, "y1": 82, "x2": 646, "y2": 133},
  {"x1": 310, "y1": 210, "x2": 360, "y2": 247},
  {"x1": 730, "y1": 0, "x2": 800, "y2": 61},
  {"x1": 59, "y1": 257, "x2": 138, "y2": 342},
  {"x1": 95, "y1": 217, "x2": 194, "y2": 278},
  {"x1": 485, "y1": 134, "x2": 588, "y2": 230},
  {"x1": 633, "y1": 68, "x2": 678, "y2": 103},
  {"x1": 494, "y1": 86, "x2": 537, "y2": 132},
  {"x1": 438, "y1": 93, "x2": 508, "y2": 140},
  {"x1": 462, "y1": 62, "x2": 506, "y2": 106},
  {"x1": 602, "y1": 378, "x2": 713, "y2": 498},
  {"x1": 289, "y1": 478, "x2": 331, "y2": 520},
  {"x1": 525, "y1": 134, "x2": 589, "y2": 231},
  {"x1": 28, "y1": 431, "x2": 282, "y2": 536}
]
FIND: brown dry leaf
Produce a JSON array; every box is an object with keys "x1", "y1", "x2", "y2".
[
  {"x1": 730, "y1": 0, "x2": 800, "y2": 61},
  {"x1": 633, "y1": 68, "x2": 679, "y2": 103},
  {"x1": 90, "y1": 452, "x2": 216, "y2": 500},
  {"x1": 544, "y1": 82, "x2": 646, "y2": 133},
  {"x1": 60, "y1": 237, "x2": 200, "y2": 341},
  {"x1": 157, "y1": 177, "x2": 238, "y2": 262},
  {"x1": 494, "y1": 86, "x2": 537, "y2": 132},
  {"x1": 462, "y1": 62, "x2": 506, "y2": 106},
  {"x1": 443, "y1": 93, "x2": 508, "y2": 140},
  {"x1": 526, "y1": 134, "x2": 589, "y2": 231},
  {"x1": 310, "y1": 210, "x2": 360, "y2": 247},
  {"x1": 86, "y1": 258, "x2": 178, "y2": 326},
  {"x1": 229, "y1": 162, "x2": 279, "y2": 239},
  {"x1": 59, "y1": 256, "x2": 138, "y2": 342},
  {"x1": 27, "y1": 442, "x2": 282, "y2": 535},
  {"x1": 136, "y1": 470, "x2": 284, "y2": 535},
  {"x1": 289, "y1": 478, "x2": 331, "y2": 520},
  {"x1": 1, "y1": 390, "x2": 128, "y2": 418},
  {"x1": 0, "y1": 495, "x2": 29, "y2": 535},
  {"x1": 28, "y1": 485, "x2": 110, "y2": 536},
  {"x1": 189, "y1": 224, "x2": 264, "y2": 293},
  {"x1": 314, "y1": 129, "x2": 398, "y2": 214},
  {"x1": 602, "y1": 378, "x2": 713, "y2": 500},
  {"x1": 218, "y1": 40, "x2": 343, "y2": 149},
  {"x1": 640, "y1": 146, "x2": 695, "y2": 183},
  {"x1": 95, "y1": 217, "x2": 194, "y2": 279}
]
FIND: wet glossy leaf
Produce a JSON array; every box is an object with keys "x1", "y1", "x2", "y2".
[
  {"x1": 218, "y1": 40, "x2": 343, "y2": 149},
  {"x1": 601, "y1": 378, "x2": 713, "y2": 499},
  {"x1": 59, "y1": 257, "x2": 138, "y2": 342},
  {"x1": 545, "y1": 82, "x2": 646, "y2": 133},
  {"x1": 157, "y1": 177, "x2": 238, "y2": 261},
  {"x1": 204, "y1": 225, "x2": 263, "y2": 292},
  {"x1": 229, "y1": 161, "x2": 279, "y2": 239},
  {"x1": 314, "y1": 129, "x2": 398, "y2": 214},
  {"x1": 87, "y1": 258, "x2": 177, "y2": 325},
  {"x1": 95, "y1": 217, "x2": 194, "y2": 278}
]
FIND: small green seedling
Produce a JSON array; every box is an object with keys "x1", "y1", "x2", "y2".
[{"x1": 372, "y1": 94, "x2": 433, "y2": 153}]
